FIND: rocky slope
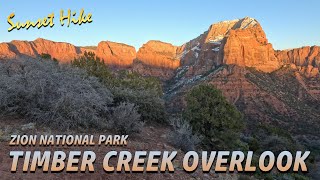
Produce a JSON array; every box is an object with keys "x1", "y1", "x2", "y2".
[
  {"x1": 165, "y1": 63, "x2": 320, "y2": 155},
  {"x1": 276, "y1": 46, "x2": 320, "y2": 67}
]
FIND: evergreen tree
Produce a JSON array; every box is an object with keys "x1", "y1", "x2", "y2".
[{"x1": 183, "y1": 84, "x2": 244, "y2": 149}]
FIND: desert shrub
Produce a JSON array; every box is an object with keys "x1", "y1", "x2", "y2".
[
  {"x1": 183, "y1": 84, "x2": 244, "y2": 150},
  {"x1": 114, "y1": 70, "x2": 163, "y2": 96},
  {"x1": 0, "y1": 58, "x2": 113, "y2": 130},
  {"x1": 169, "y1": 117, "x2": 200, "y2": 152},
  {"x1": 261, "y1": 135, "x2": 296, "y2": 155},
  {"x1": 112, "y1": 87, "x2": 165, "y2": 123},
  {"x1": 40, "y1": 53, "x2": 52, "y2": 59},
  {"x1": 72, "y1": 52, "x2": 166, "y2": 123},
  {"x1": 250, "y1": 124, "x2": 301, "y2": 154},
  {"x1": 110, "y1": 102, "x2": 144, "y2": 135},
  {"x1": 248, "y1": 137, "x2": 260, "y2": 151}
]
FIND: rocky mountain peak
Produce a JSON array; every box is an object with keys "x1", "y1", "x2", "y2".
[
  {"x1": 236, "y1": 16, "x2": 259, "y2": 29},
  {"x1": 96, "y1": 41, "x2": 136, "y2": 67},
  {"x1": 204, "y1": 17, "x2": 259, "y2": 43}
]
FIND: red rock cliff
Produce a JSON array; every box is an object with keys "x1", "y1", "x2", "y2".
[
  {"x1": 0, "y1": 38, "x2": 82, "y2": 63},
  {"x1": 0, "y1": 39, "x2": 137, "y2": 67},
  {"x1": 222, "y1": 19, "x2": 280, "y2": 72},
  {"x1": 136, "y1": 40, "x2": 180, "y2": 69},
  {"x1": 275, "y1": 46, "x2": 320, "y2": 77},
  {"x1": 276, "y1": 46, "x2": 320, "y2": 66},
  {"x1": 96, "y1": 41, "x2": 136, "y2": 67}
]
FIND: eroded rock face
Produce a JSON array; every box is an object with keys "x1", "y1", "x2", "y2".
[
  {"x1": 222, "y1": 20, "x2": 280, "y2": 72},
  {"x1": 0, "y1": 39, "x2": 137, "y2": 67},
  {"x1": 34, "y1": 38, "x2": 82, "y2": 63},
  {"x1": 276, "y1": 46, "x2": 320, "y2": 67},
  {"x1": 136, "y1": 40, "x2": 180, "y2": 69},
  {"x1": 177, "y1": 19, "x2": 241, "y2": 76},
  {"x1": 96, "y1": 41, "x2": 136, "y2": 67},
  {"x1": 0, "y1": 43, "x2": 17, "y2": 59},
  {"x1": 0, "y1": 38, "x2": 82, "y2": 62},
  {"x1": 276, "y1": 46, "x2": 320, "y2": 77},
  {"x1": 175, "y1": 17, "x2": 280, "y2": 77}
]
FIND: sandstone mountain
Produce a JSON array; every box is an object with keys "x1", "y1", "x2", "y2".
[
  {"x1": 0, "y1": 38, "x2": 136, "y2": 67},
  {"x1": 0, "y1": 38, "x2": 81, "y2": 63},
  {"x1": 159, "y1": 18, "x2": 320, "y2": 153},
  {"x1": 1, "y1": 17, "x2": 318, "y2": 79}
]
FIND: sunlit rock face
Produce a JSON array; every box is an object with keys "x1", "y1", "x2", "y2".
[
  {"x1": 0, "y1": 38, "x2": 82, "y2": 63},
  {"x1": 0, "y1": 17, "x2": 318, "y2": 78},
  {"x1": 276, "y1": 46, "x2": 320, "y2": 77},
  {"x1": 136, "y1": 40, "x2": 180, "y2": 69},
  {"x1": 96, "y1": 41, "x2": 136, "y2": 67}
]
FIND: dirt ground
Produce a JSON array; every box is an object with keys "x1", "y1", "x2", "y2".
[{"x1": 0, "y1": 117, "x2": 240, "y2": 180}]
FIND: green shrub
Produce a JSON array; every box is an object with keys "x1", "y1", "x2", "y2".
[
  {"x1": 40, "y1": 53, "x2": 52, "y2": 59},
  {"x1": 72, "y1": 52, "x2": 113, "y2": 82},
  {"x1": 183, "y1": 84, "x2": 244, "y2": 150},
  {"x1": 248, "y1": 137, "x2": 260, "y2": 151}
]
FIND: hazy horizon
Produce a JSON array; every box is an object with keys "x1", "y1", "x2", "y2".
[{"x1": 1, "y1": 0, "x2": 319, "y2": 50}]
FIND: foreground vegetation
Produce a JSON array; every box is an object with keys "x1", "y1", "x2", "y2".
[
  {"x1": 0, "y1": 56, "x2": 150, "y2": 134},
  {"x1": 72, "y1": 52, "x2": 166, "y2": 123}
]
